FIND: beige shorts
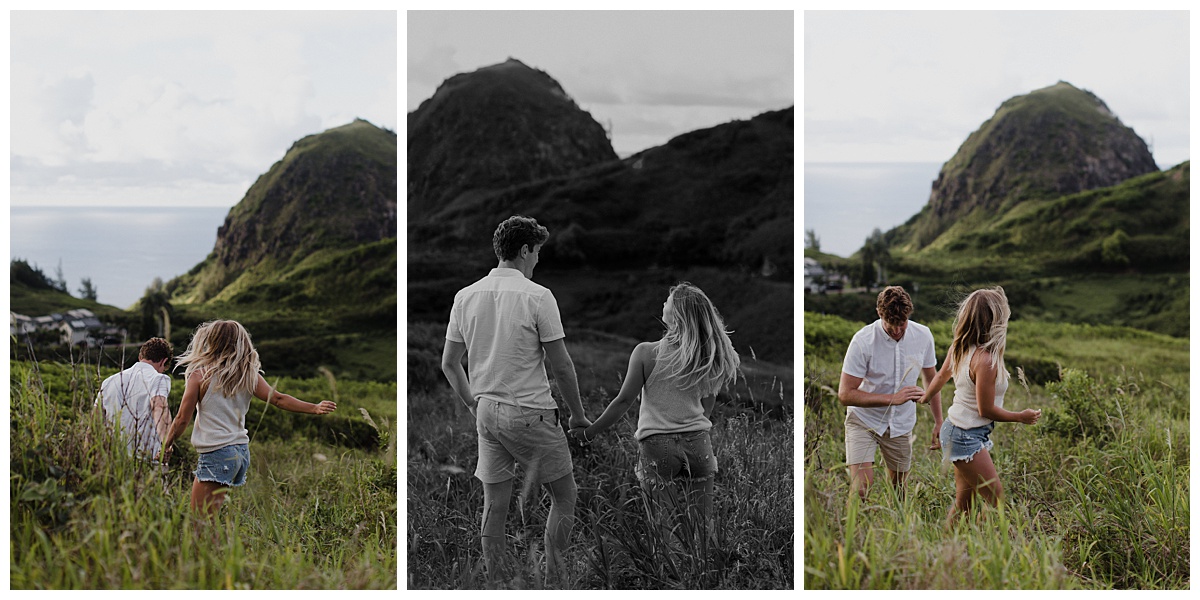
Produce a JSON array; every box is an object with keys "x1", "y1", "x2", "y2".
[
  {"x1": 844, "y1": 413, "x2": 912, "y2": 473},
  {"x1": 474, "y1": 398, "x2": 573, "y2": 485}
]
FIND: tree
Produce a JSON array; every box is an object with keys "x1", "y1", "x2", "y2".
[
  {"x1": 859, "y1": 228, "x2": 891, "y2": 289},
  {"x1": 78, "y1": 278, "x2": 98, "y2": 301},
  {"x1": 139, "y1": 278, "x2": 173, "y2": 339},
  {"x1": 53, "y1": 259, "x2": 69, "y2": 294},
  {"x1": 804, "y1": 228, "x2": 821, "y2": 252}
]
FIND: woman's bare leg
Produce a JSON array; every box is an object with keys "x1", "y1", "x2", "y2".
[{"x1": 190, "y1": 478, "x2": 228, "y2": 516}]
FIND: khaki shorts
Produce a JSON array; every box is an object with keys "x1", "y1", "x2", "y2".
[
  {"x1": 845, "y1": 413, "x2": 913, "y2": 473},
  {"x1": 474, "y1": 398, "x2": 573, "y2": 485}
]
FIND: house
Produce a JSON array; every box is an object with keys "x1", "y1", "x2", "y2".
[
  {"x1": 10, "y1": 312, "x2": 36, "y2": 336},
  {"x1": 13, "y1": 307, "x2": 125, "y2": 347},
  {"x1": 804, "y1": 257, "x2": 827, "y2": 294}
]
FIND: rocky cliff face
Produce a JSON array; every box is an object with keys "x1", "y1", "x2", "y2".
[
  {"x1": 912, "y1": 81, "x2": 1158, "y2": 248},
  {"x1": 175, "y1": 119, "x2": 397, "y2": 302},
  {"x1": 407, "y1": 58, "x2": 617, "y2": 217}
]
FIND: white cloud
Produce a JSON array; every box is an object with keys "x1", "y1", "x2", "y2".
[{"x1": 10, "y1": 10, "x2": 397, "y2": 207}]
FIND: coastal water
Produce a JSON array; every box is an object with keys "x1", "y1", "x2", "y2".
[
  {"x1": 803, "y1": 162, "x2": 942, "y2": 258},
  {"x1": 9, "y1": 206, "x2": 232, "y2": 310}
]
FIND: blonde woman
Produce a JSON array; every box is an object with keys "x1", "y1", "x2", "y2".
[
  {"x1": 919, "y1": 287, "x2": 1041, "y2": 524},
  {"x1": 163, "y1": 320, "x2": 337, "y2": 515},
  {"x1": 571, "y1": 282, "x2": 739, "y2": 523}
]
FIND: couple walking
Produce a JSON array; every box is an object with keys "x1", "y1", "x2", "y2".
[
  {"x1": 96, "y1": 321, "x2": 336, "y2": 516},
  {"x1": 441, "y1": 215, "x2": 739, "y2": 584},
  {"x1": 838, "y1": 285, "x2": 1041, "y2": 523}
]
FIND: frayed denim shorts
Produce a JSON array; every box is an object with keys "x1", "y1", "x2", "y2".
[
  {"x1": 195, "y1": 443, "x2": 250, "y2": 487},
  {"x1": 940, "y1": 421, "x2": 994, "y2": 464},
  {"x1": 636, "y1": 430, "x2": 717, "y2": 487}
]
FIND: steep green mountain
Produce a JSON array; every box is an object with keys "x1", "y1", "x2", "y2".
[
  {"x1": 896, "y1": 81, "x2": 1159, "y2": 250},
  {"x1": 172, "y1": 119, "x2": 396, "y2": 304},
  {"x1": 812, "y1": 82, "x2": 1187, "y2": 338},
  {"x1": 408, "y1": 59, "x2": 793, "y2": 379},
  {"x1": 165, "y1": 119, "x2": 397, "y2": 380}
]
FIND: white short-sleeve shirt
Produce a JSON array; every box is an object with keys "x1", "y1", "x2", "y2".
[
  {"x1": 446, "y1": 268, "x2": 566, "y2": 409},
  {"x1": 97, "y1": 361, "x2": 172, "y2": 456},
  {"x1": 841, "y1": 319, "x2": 937, "y2": 437}
]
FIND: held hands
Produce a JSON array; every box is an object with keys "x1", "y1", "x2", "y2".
[
  {"x1": 569, "y1": 426, "x2": 591, "y2": 444},
  {"x1": 1017, "y1": 408, "x2": 1042, "y2": 425},
  {"x1": 890, "y1": 386, "x2": 924, "y2": 405},
  {"x1": 569, "y1": 414, "x2": 592, "y2": 431},
  {"x1": 313, "y1": 400, "x2": 337, "y2": 415}
]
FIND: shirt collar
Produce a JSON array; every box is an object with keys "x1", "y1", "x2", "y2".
[{"x1": 489, "y1": 267, "x2": 526, "y2": 278}]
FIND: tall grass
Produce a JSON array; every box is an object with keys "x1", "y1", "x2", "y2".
[
  {"x1": 803, "y1": 311, "x2": 1189, "y2": 590},
  {"x1": 9, "y1": 355, "x2": 397, "y2": 589},
  {"x1": 406, "y1": 348, "x2": 794, "y2": 589}
]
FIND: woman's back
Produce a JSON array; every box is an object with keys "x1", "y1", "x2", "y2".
[
  {"x1": 948, "y1": 346, "x2": 1009, "y2": 429},
  {"x1": 191, "y1": 382, "x2": 252, "y2": 453},
  {"x1": 635, "y1": 341, "x2": 712, "y2": 441}
]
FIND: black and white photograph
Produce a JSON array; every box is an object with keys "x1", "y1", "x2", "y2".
[
  {"x1": 9, "y1": 10, "x2": 398, "y2": 589},
  {"x1": 406, "y1": 9, "x2": 794, "y2": 589}
]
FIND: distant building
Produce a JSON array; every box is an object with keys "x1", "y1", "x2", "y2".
[
  {"x1": 12, "y1": 307, "x2": 125, "y2": 347},
  {"x1": 10, "y1": 313, "x2": 36, "y2": 336},
  {"x1": 804, "y1": 257, "x2": 827, "y2": 294}
]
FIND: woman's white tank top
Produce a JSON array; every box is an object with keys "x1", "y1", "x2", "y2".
[{"x1": 947, "y1": 346, "x2": 1009, "y2": 429}]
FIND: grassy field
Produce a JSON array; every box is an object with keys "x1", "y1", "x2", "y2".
[
  {"x1": 8, "y1": 355, "x2": 398, "y2": 589},
  {"x1": 803, "y1": 311, "x2": 1189, "y2": 589},
  {"x1": 406, "y1": 325, "x2": 794, "y2": 589}
]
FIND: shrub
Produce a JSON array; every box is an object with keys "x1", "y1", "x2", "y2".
[{"x1": 1042, "y1": 368, "x2": 1125, "y2": 445}]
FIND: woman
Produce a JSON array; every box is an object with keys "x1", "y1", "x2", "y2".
[
  {"x1": 919, "y1": 287, "x2": 1041, "y2": 524},
  {"x1": 163, "y1": 320, "x2": 337, "y2": 515},
  {"x1": 571, "y1": 282, "x2": 739, "y2": 527}
]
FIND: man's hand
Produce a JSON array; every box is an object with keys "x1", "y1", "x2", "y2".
[
  {"x1": 569, "y1": 414, "x2": 592, "y2": 431},
  {"x1": 929, "y1": 425, "x2": 942, "y2": 451},
  {"x1": 890, "y1": 386, "x2": 924, "y2": 405}
]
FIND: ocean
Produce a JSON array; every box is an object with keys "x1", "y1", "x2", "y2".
[
  {"x1": 9, "y1": 206, "x2": 232, "y2": 310},
  {"x1": 803, "y1": 162, "x2": 943, "y2": 258}
]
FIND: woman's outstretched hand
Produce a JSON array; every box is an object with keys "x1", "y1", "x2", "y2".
[
  {"x1": 313, "y1": 400, "x2": 337, "y2": 415},
  {"x1": 1017, "y1": 408, "x2": 1041, "y2": 425}
]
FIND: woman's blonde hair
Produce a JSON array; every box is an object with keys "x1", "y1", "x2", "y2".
[
  {"x1": 947, "y1": 287, "x2": 1010, "y2": 381},
  {"x1": 175, "y1": 320, "x2": 261, "y2": 396},
  {"x1": 655, "y1": 282, "x2": 740, "y2": 397}
]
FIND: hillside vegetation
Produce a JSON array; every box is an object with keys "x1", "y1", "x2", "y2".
[
  {"x1": 809, "y1": 83, "x2": 1187, "y2": 339},
  {"x1": 803, "y1": 311, "x2": 1188, "y2": 589}
]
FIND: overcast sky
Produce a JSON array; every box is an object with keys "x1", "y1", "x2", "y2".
[
  {"x1": 805, "y1": 11, "x2": 1190, "y2": 169},
  {"x1": 10, "y1": 10, "x2": 397, "y2": 208},
  {"x1": 407, "y1": 11, "x2": 794, "y2": 158}
]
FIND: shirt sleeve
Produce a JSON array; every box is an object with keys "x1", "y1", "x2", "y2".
[
  {"x1": 841, "y1": 333, "x2": 868, "y2": 378},
  {"x1": 445, "y1": 293, "x2": 464, "y2": 343},
  {"x1": 536, "y1": 290, "x2": 566, "y2": 343},
  {"x1": 152, "y1": 374, "x2": 171, "y2": 398},
  {"x1": 922, "y1": 329, "x2": 937, "y2": 368}
]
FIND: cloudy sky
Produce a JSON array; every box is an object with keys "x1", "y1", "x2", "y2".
[
  {"x1": 805, "y1": 11, "x2": 1190, "y2": 169},
  {"x1": 10, "y1": 10, "x2": 397, "y2": 208},
  {"x1": 407, "y1": 11, "x2": 794, "y2": 158}
]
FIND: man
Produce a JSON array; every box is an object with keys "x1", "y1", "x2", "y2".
[
  {"x1": 837, "y1": 286, "x2": 942, "y2": 500},
  {"x1": 96, "y1": 337, "x2": 174, "y2": 460},
  {"x1": 441, "y1": 215, "x2": 591, "y2": 585}
]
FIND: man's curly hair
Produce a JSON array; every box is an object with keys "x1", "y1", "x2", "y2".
[
  {"x1": 493, "y1": 215, "x2": 550, "y2": 261},
  {"x1": 876, "y1": 286, "x2": 914, "y2": 326},
  {"x1": 139, "y1": 337, "x2": 173, "y2": 363}
]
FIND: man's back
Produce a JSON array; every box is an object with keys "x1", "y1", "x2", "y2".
[
  {"x1": 99, "y1": 362, "x2": 170, "y2": 456},
  {"x1": 446, "y1": 267, "x2": 565, "y2": 409}
]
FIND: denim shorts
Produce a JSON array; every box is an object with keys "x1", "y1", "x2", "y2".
[
  {"x1": 940, "y1": 421, "x2": 994, "y2": 464},
  {"x1": 636, "y1": 430, "x2": 718, "y2": 487},
  {"x1": 195, "y1": 443, "x2": 250, "y2": 487},
  {"x1": 474, "y1": 398, "x2": 573, "y2": 485}
]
